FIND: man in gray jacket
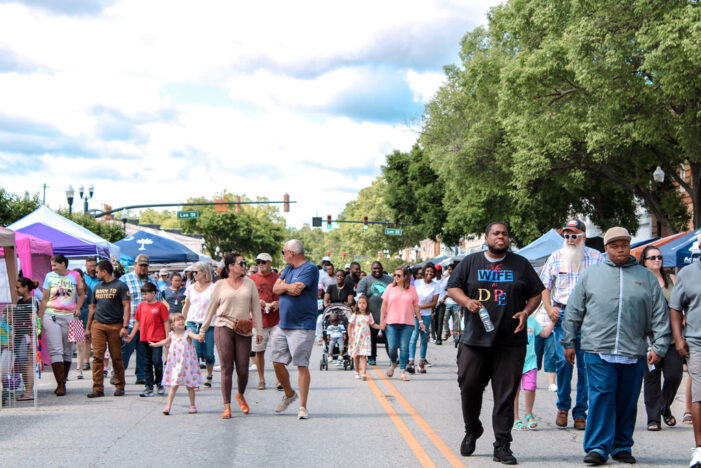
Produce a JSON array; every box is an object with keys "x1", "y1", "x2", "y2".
[{"x1": 563, "y1": 227, "x2": 670, "y2": 466}]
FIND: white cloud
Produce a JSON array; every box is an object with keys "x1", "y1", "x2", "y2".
[{"x1": 0, "y1": 0, "x2": 503, "y2": 230}]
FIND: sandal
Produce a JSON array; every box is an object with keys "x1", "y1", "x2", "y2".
[
  {"x1": 16, "y1": 394, "x2": 34, "y2": 401},
  {"x1": 162, "y1": 406, "x2": 170, "y2": 415},
  {"x1": 387, "y1": 363, "x2": 397, "y2": 378},
  {"x1": 236, "y1": 393, "x2": 250, "y2": 414},
  {"x1": 204, "y1": 375, "x2": 212, "y2": 388},
  {"x1": 647, "y1": 421, "x2": 661, "y2": 431},
  {"x1": 188, "y1": 405, "x2": 198, "y2": 414},
  {"x1": 354, "y1": 373, "x2": 360, "y2": 379},
  {"x1": 663, "y1": 412, "x2": 677, "y2": 427},
  {"x1": 221, "y1": 404, "x2": 232, "y2": 419},
  {"x1": 399, "y1": 372, "x2": 410, "y2": 381},
  {"x1": 683, "y1": 412, "x2": 693, "y2": 425},
  {"x1": 525, "y1": 413, "x2": 538, "y2": 430},
  {"x1": 513, "y1": 419, "x2": 527, "y2": 431}
]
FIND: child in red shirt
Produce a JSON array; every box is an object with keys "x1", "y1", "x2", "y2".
[{"x1": 127, "y1": 282, "x2": 169, "y2": 397}]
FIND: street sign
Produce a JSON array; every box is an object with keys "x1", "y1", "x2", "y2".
[
  {"x1": 384, "y1": 228, "x2": 402, "y2": 236},
  {"x1": 177, "y1": 210, "x2": 200, "y2": 219},
  {"x1": 312, "y1": 217, "x2": 322, "y2": 227}
]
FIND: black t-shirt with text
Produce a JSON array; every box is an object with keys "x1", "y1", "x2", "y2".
[
  {"x1": 92, "y1": 279, "x2": 130, "y2": 324},
  {"x1": 326, "y1": 282, "x2": 355, "y2": 304},
  {"x1": 447, "y1": 252, "x2": 544, "y2": 347}
]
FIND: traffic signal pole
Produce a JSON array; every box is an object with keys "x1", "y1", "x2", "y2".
[{"x1": 92, "y1": 200, "x2": 296, "y2": 218}]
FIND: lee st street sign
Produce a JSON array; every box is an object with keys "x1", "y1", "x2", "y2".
[
  {"x1": 177, "y1": 210, "x2": 199, "y2": 219},
  {"x1": 384, "y1": 228, "x2": 402, "y2": 236}
]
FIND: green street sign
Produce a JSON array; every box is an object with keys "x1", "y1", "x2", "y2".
[
  {"x1": 384, "y1": 228, "x2": 402, "y2": 236},
  {"x1": 177, "y1": 210, "x2": 199, "y2": 219}
]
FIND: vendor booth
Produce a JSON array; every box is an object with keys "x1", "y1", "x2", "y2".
[{"x1": 116, "y1": 231, "x2": 201, "y2": 265}]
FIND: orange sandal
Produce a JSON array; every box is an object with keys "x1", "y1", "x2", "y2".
[
  {"x1": 236, "y1": 393, "x2": 250, "y2": 414},
  {"x1": 221, "y1": 403, "x2": 232, "y2": 419}
]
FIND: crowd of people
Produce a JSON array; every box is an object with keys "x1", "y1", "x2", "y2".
[{"x1": 8, "y1": 219, "x2": 701, "y2": 467}]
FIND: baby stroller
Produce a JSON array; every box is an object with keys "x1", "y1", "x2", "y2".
[{"x1": 320, "y1": 304, "x2": 353, "y2": 371}]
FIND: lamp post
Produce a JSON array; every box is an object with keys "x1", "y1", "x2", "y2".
[
  {"x1": 65, "y1": 185, "x2": 75, "y2": 215},
  {"x1": 78, "y1": 184, "x2": 94, "y2": 215},
  {"x1": 652, "y1": 166, "x2": 665, "y2": 236}
]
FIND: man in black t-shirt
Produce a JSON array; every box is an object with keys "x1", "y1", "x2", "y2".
[
  {"x1": 85, "y1": 260, "x2": 131, "y2": 398},
  {"x1": 447, "y1": 222, "x2": 544, "y2": 464}
]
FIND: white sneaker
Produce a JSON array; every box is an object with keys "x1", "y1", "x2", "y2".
[
  {"x1": 214, "y1": 366, "x2": 221, "y2": 372},
  {"x1": 548, "y1": 384, "x2": 558, "y2": 392},
  {"x1": 298, "y1": 407, "x2": 309, "y2": 420},
  {"x1": 249, "y1": 363, "x2": 257, "y2": 371},
  {"x1": 690, "y1": 447, "x2": 701, "y2": 467}
]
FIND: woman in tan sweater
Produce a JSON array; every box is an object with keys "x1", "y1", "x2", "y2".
[{"x1": 200, "y1": 253, "x2": 263, "y2": 418}]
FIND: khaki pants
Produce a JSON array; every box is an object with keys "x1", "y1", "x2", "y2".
[{"x1": 91, "y1": 322, "x2": 125, "y2": 392}]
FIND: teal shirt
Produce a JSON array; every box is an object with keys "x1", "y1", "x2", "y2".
[{"x1": 523, "y1": 316, "x2": 543, "y2": 373}]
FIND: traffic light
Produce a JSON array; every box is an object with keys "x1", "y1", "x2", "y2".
[
  {"x1": 283, "y1": 193, "x2": 290, "y2": 212},
  {"x1": 363, "y1": 215, "x2": 369, "y2": 230},
  {"x1": 326, "y1": 215, "x2": 332, "y2": 230},
  {"x1": 214, "y1": 199, "x2": 228, "y2": 212}
]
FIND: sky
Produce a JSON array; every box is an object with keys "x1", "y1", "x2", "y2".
[{"x1": 0, "y1": 0, "x2": 502, "y2": 229}]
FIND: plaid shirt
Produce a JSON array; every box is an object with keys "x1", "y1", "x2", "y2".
[
  {"x1": 539, "y1": 247, "x2": 604, "y2": 305},
  {"x1": 120, "y1": 272, "x2": 160, "y2": 327}
]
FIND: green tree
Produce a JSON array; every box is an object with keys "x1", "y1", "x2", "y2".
[
  {"x1": 0, "y1": 188, "x2": 40, "y2": 226},
  {"x1": 138, "y1": 209, "x2": 179, "y2": 228}
]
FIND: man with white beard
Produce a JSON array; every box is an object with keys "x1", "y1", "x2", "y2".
[{"x1": 540, "y1": 219, "x2": 604, "y2": 430}]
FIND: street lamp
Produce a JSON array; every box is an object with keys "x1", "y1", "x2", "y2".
[
  {"x1": 78, "y1": 184, "x2": 94, "y2": 214},
  {"x1": 65, "y1": 185, "x2": 75, "y2": 215},
  {"x1": 652, "y1": 166, "x2": 665, "y2": 236}
]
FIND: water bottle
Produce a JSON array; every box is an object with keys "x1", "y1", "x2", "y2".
[
  {"x1": 264, "y1": 303, "x2": 270, "y2": 315},
  {"x1": 478, "y1": 306, "x2": 495, "y2": 332}
]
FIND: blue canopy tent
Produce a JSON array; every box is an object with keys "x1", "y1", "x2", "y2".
[
  {"x1": 658, "y1": 229, "x2": 701, "y2": 268},
  {"x1": 515, "y1": 229, "x2": 564, "y2": 268},
  {"x1": 116, "y1": 231, "x2": 200, "y2": 264}
]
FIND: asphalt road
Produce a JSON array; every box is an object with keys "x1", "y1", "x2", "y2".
[{"x1": 0, "y1": 338, "x2": 693, "y2": 467}]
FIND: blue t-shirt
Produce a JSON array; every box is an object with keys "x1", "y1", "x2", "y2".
[
  {"x1": 279, "y1": 260, "x2": 320, "y2": 330},
  {"x1": 523, "y1": 316, "x2": 543, "y2": 373}
]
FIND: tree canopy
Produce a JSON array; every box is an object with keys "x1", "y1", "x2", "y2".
[{"x1": 0, "y1": 188, "x2": 40, "y2": 227}]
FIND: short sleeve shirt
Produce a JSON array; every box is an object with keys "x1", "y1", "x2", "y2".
[
  {"x1": 382, "y1": 285, "x2": 419, "y2": 325},
  {"x1": 414, "y1": 280, "x2": 440, "y2": 316},
  {"x1": 250, "y1": 272, "x2": 280, "y2": 328},
  {"x1": 184, "y1": 282, "x2": 215, "y2": 324},
  {"x1": 43, "y1": 272, "x2": 78, "y2": 315},
  {"x1": 162, "y1": 287, "x2": 186, "y2": 315},
  {"x1": 279, "y1": 260, "x2": 319, "y2": 330},
  {"x1": 356, "y1": 274, "x2": 393, "y2": 322},
  {"x1": 92, "y1": 279, "x2": 130, "y2": 324},
  {"x1": 134, "y1": 301, "x2": 169, "y2": 341},
  {"x1": 670, "y1": 260, "x2": 701, "y2": 342},
  {"x1": 447, "y1": 252, "x2": 544, "y2": 347},
  {"x1": 326, "y1": 282, "x2": 355, "y2": 304},
  {"x1": 523, "y1": 316, "x2": 544, "y2": 373}
]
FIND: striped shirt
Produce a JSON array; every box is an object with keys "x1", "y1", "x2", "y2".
[
  {"x1": 539, "y1": 247, "x2": 604, "y2": 305},
  {"x1": 120, "y1": 272, "x2": 160, "y2": 327}
]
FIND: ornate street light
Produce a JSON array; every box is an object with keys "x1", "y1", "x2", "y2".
[
  {"x1": 652, "y1": 166, "x2": 665, "y2": 236},
  {"x1": 65, "y1": 185, "x2": 75, "y2": 215}
]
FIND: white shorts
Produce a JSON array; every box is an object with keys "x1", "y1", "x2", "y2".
[{"x1": 252, "y1": 326, "x2": 274, "y2": 353}]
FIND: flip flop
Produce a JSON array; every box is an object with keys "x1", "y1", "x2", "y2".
[
  {"x1": 525, "y1": 413, "x2": 538, "y2": 430},
  {"x1": 683, "y1": 412, "x2": 693, "y2": 425},
  {"x1": 513, "y1": 419, "x2": 527, "y2": 431},
  {"x1": 647, "y1": 421, "x2": 661, "y2": 431},
  {"x1": 16, "y1": 395, "x2": 34, "y2": 401}
]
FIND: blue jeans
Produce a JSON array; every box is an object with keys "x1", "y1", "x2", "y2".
[
  {"x1": 187, "y1": 322, "x2": 215, "y2": 365},
  {"x1": 386, "y1": 324, "x2": 414, "y2": 371},
  {"x1": 121, "y1": 328, "x2": 145, "y2": 380},
  {"x1": 535, "y1": 333, "x2": 557, "y2": 372},
  {"x1": 553, "y1": 310, "x2": 588, "y2": 418},
  {"x1": 409, "y1": 315, "x2": 431, "y2": 362},
  {"x1": 583, "y1": 353, "x2": 644, "y2": 459}
]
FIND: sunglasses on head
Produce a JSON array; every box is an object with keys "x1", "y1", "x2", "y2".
[
  {"x1": 563, "y1": 233, "x2": 583, "y2": 239},
  {"x1": 646, "y1": 255, "x2": 663, "y2": 261}
]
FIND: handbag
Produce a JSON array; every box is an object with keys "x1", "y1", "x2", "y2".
[{"x1": 68, "y1": 319, "x2": 85, "y2": 343}]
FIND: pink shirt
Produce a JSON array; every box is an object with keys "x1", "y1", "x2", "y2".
[{"x1": 382, "y1": 285, "x2": 419, "y2": 325}]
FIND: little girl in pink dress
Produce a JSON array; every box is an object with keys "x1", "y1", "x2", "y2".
[{"x1": 150, "y1": 313, "x2": 202, "y2": 414}]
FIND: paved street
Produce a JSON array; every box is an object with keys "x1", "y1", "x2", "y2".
[{"x1": 0, "y1": 340, "x2": 692, "y2": 467}]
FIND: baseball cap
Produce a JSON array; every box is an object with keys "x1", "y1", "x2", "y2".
[
  {"x1": 563, "y1": 219, "x2": 585, "y2": 234},
  {"x1": 603, "y1": 227, "x2": 631, "y2": 246},
  {"x1": 134, "y1": 254, "x2": 150, "y2": 265},
  {"x1": 256, "y1": 253, "x2": 273, "y2": 262},
  {"x1": 159, "y1": 268, "x2": 168, "y2": 276},
  {"x1": 435, "y1": 265, "x2": 442, "y2": 271},
  {"x1": 344, "y1": 263, "x2": 351, "y2": 269},
  {"x1": 321, "y1": 256, "x2": 331, "y2": 263}
]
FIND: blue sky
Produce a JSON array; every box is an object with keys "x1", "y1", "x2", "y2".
[{"x1": 0, "y1": 0, "x2": 502, "y2": 228}]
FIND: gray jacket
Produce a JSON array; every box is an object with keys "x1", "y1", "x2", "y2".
[{"x1": 563, "y1": 256, "x2": 671, "y2": 358}]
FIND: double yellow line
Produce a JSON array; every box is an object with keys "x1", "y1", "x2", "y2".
[{"x1": 366, "y1": 366, "x2": 466, "y2": 468}]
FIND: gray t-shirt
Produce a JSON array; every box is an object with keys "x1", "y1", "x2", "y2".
[
  {"x1": 670, "y1": 260, "x2": 701, "y2": 342},
  {"x1": 92, "y1": 279, "x2": 130, "y2": 325},
  {"x1": 356, "y1": 274, "x2": 393, "y2": 322},
  {"x1": 318, "y1": 270, "x2": 336, "y2": 291}
]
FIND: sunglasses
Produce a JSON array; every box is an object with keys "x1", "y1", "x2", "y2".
[
  {"x1": 238, "y1": 261, "x2": 247, "y2": 267},
  {"x1": 393, "y1": 273, "x2": 403, "y2": 278},
  {"x1": 281, "y1": 250, "x2": 286, "y2": 255},
  {"x1": 646, "y1": 255, "x2": 663, "y2": 261},
  {"x1": 255, "y1": 259, "x2": 267, "y2": 264},
  {"x1": 563, "y1": 233, "x2": 583, "y2": 239}
]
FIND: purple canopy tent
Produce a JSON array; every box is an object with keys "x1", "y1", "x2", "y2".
[{"x1": 15, "y1": 223, "x2": 109, "y2": 258}]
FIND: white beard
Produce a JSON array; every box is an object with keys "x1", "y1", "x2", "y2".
[{"x1": 562, "y1": 240, "x2": 585, "y2": 273}]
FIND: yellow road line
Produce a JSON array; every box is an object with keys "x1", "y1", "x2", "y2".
[
  {"x1": 365, "y1": 372, "x2": 437, "y2": 468},
  {"x1": 371, "y1": 367, "x2": 466, "y2": 468}
]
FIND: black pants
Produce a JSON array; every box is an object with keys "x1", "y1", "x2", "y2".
[
  {"x1": 643, "y1": 346, "x2": 684, "y2": 424},
  {"x1": 457, "y1": 343, "x2": 525, "y2": 443},
  {"x1": 431, "y1": 304, "x2": 445, "y2": 340},
  {"x1": 141, "y1": 341, "x2": 163, "y2": 389},
  {"x1": 370, "y1": 326, "x2": 390, "y2": 362}
]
